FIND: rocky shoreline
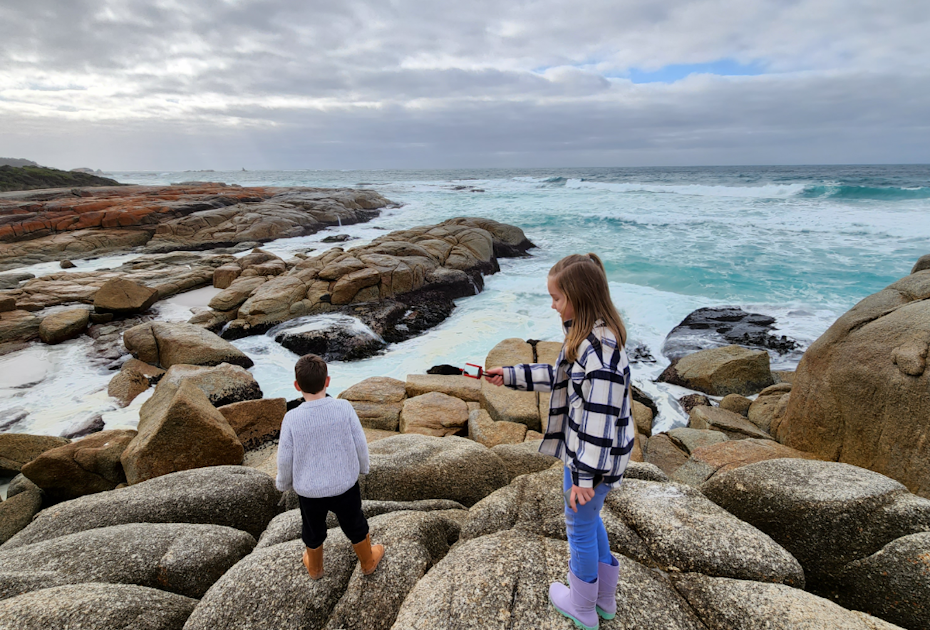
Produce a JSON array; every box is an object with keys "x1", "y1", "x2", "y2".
[{"x1": 0, "y1": 185, "x2": 927, "y2": 629}]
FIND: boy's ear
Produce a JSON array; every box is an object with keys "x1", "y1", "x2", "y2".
[
  {"x1": 325, "y1": 376, "x2": 331, "y2": 388},
  {"x1": 294, "y1": 380, "x2": 302, "y2": 393}
]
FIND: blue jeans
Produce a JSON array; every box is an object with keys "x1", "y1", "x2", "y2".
[{"x1": 563, "y1": 467, "x2": 615, "y2": 583}]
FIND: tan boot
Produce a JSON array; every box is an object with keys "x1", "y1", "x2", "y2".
[
  {"x1": 303, "y1": 545, "x2": 323, "y2": 579},
  {"x1": 352, "y1": 534, "x2": 384, "y2": 575}
]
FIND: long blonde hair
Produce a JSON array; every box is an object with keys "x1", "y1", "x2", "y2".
[{"x1": 550, "y1": 253, "x2": 627, "y2": 362}]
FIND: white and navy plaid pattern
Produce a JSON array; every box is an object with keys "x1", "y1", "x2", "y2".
[{"x1": 503, "y1": 320, "x2": 634, "y2": 489}]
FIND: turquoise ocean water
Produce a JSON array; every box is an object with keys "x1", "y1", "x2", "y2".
[{"x1": 1, "y1": 165, "x2": 928, "y2": 437}]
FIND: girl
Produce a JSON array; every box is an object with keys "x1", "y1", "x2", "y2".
[{"x1": 485, "y1": 253, "x2": 634, "y2": 630}]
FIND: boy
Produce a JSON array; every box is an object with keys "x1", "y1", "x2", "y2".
[{"x1": 276, "y1": 353, "x2": 384, "y2": 579}]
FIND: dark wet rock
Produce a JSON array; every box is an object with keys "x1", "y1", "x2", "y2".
[
  {"x1": 701, "y1": 458, "x2": 930, "y2": 592},
  {"x1": 184, "y1": 510, "x2": 459, "y2": 630},
  {"x1": 360, "y1": 434, "x2": 509, "y2": 507},
  {"x1": 60, "y1": 414, "x2": 106, "y2": 438},
  {"x1": 321, "y1": 233, "x2": 353, "y2": 243},
  {"x1": 628, "y1": 342, "x2": 657, "y2": 363},
  {"x1": 673, "y1": 573, "x2": 905, "y2": 630},
  {"x1": 20, "y1": 429, "x2": 136, "y2": 502},
  {"x1": 272, "y1": 317, "x2": 386, "y2": 362},
  {"x1": 2, "y1": 466, "x2": 279, "y2": 549},
  {"x1": 678, "y1": 393, "x2": 712, "y2": 415},
  {"x1": 58, "y1": 259, "x2": 75, "y2": 269},
  {"x1": 257, "y1": 499, "x2": 466, "y2": 549},
  {"x1": 838, "y1": 532, "x2": 930, "y2": 630},
  {"x1": 0, "y1": 583, "x2": 197, "y2": 630},
  {"x1": 0, "y1": 523, "x2": 254, "y2": 600},
  {"x1": 662, "y1": 306, "x2": 800, "y2": 361},
  {"x1": 394, "y1": 530, "x2": 708, "y2": 630}
]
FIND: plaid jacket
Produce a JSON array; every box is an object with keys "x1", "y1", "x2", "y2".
[{"x1": 502, "y1": 320, "x2": 634, "y2": 489}]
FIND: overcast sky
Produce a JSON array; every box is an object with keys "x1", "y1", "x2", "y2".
[{"x1": 1, "y1": 0, "x2": 928, "y2": 170}]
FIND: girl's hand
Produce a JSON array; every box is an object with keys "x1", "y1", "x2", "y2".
[
  {"x1": 484, "y1": 366, "x2": 505, "y2": 386},
  {"x1": 568, "y1": 485, "x2": 596, "y2": 513}
]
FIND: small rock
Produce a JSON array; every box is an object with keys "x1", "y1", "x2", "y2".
[
  {"x1": 212, "y1": 263, "x2": 242, "y2": 289},
  {"x1": 399, "y1": 392, "x2": 469, "y2": 437},
  {"x1": 93, "y1": 277, "x2": 158, "y2": 315},
  {"x1": 59, "y1": 260, "x2": 76, "y2": 269},
  {"x1": 0, "y1": 434, "x2": 71, "y2": 476},
  {"x1": 218, "y1": 397, "x2": 286, "y2": 450},
  {"x1": 468, "y1": 409, "x2": 527, "y2": 447},
  {"x1": 678, "y1": 393, "x2": 711, "y2": 415},
  {"x1": 719, "y1": 393, "x2": 753, "y2": 416},
  {"x1": 321, "y1": 233, "x2": 352, "y2": 242},
  {"x1": 405, "y1": 374, "x2": 482, "y2": 402},
  {"x1": 633, "y1": 400, "x2": 655, "y2": 436},
  {"x1": 0, "y1": 484, "x2": 43, "y2": 545},
  {"x1": 0, "y1": 297, "x2": 16, "y2": 313},
  {"x1": 644, "y1": 433, "x2": 690, "y2": 477},
  {"x1": 107, "y1": 366, "x2": 151, "y2": 407}
]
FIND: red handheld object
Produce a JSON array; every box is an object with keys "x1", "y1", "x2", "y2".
[{"x1": 462, "y1": 363, "x2": 484, "y2": 379}]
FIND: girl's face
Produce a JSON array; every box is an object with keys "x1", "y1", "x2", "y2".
[{"x1": 547, "y1": 275, "x2": 575, "y2": 322}]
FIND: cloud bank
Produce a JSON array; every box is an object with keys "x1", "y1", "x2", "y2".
[{"x1": 1, "y1": 0, "x2": 928, "y2": 169}]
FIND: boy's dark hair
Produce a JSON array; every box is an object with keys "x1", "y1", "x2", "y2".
[{"x1": 295, "y1": 354, "x2": 328, "y2": 394}]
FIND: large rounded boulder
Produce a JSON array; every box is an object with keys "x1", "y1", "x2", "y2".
[
  {"x1": 773, "y1": 269, "x2": 930, "y2": 497},
  {"x1": 2, "y1": 466, "x2": 279, "y2": 550},
  {"x1": 360, "y1": 434, "x2": 509, "y2": 507},
  {"x1": 0, "y1": 583, "x2": 196, "y2": 630}
]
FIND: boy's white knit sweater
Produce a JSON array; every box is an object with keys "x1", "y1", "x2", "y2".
[{"x1": 275, "y1": 397, "x2": 370, "y2": 498}]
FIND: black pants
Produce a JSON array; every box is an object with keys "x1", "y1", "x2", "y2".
[{"x1": 297, "y1": 482, "x2": 369, "y2": 548}]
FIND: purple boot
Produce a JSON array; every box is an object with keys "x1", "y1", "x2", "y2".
[
  {"x1": 549, "y1": 568, "x2": 599, "y2": 630},
  {"x1": 595, "y1": 558, "x2": 620, "y2": 620}
]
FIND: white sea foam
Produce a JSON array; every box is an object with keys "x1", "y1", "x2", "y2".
[{"x1": 564, "y1": 178, "x2": 808, "y2": 198}]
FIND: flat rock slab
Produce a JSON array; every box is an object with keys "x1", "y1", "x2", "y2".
[
  {"x1": 257, "y1": 499, "x2": 466, "y2": 549},
  {"x1": 185, "y1": 511, "x2": 458, "y2": 630},
  {"x1": 673, "y1": 573, "x2": 905, "y2": 630},
  {"x1": 404, "y1": 374, "x2": 481, "y2": 402},
  {"x1": 701, "y1": 458, "x2": 930, "y2": 587},
  {"x1": 0, "y1": 523, "x2": 254, "y2": 600},
  {"x1": 609, "y1": 480, "x2": 804, "y2": 586},
  {"x1": 0, "y1": 583, "x2": 196, "y2": 630},
  {"x1": 2, "y1": 466, "x2": 279, "y2": 550},
  {"x1": 339, "y1": 377, "x2": 407, "y2": 403},
  {"x1": 668, "y1": 427, "x2": 730, "y2": 454},
  {"x1": 672, "y1": 438, "x2": 821, "y2": 487},
  {"x1": 838, "y1": 532, "x2": 930, "y2": 630},
  {"x1": 38, "y1": 308, "x2": 89, "y2": 344},
  {"x1": 392, "y1": 529, "x2": 708, "y2": 630},
  {"x1": 123, "y1": 321, "x2": 254, "y2": 369},
  {"x1": 689, "y1": 405, "x2": 772, "y2": 440},
  {"x1": 360, "y1": 434, "x2": 509, "y2": 507}
]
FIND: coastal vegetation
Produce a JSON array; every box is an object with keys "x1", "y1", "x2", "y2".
[{"x1": 0, "y1": 165, "x2": 120, "y2": 193}]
